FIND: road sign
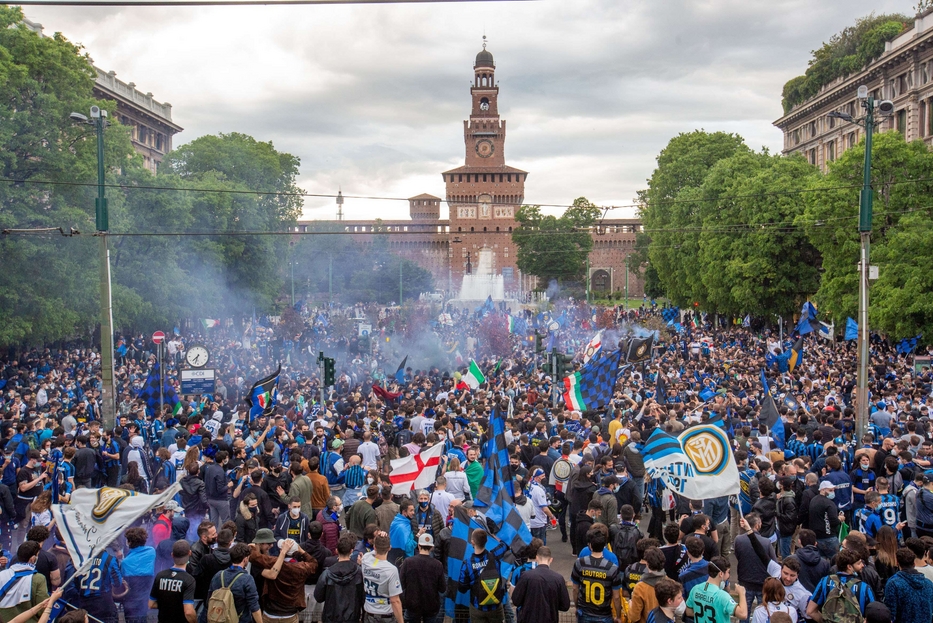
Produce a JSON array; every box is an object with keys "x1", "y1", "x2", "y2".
[
  {"x1": 152, "y1": 331, "x2": 165, "y2": 344},
  {"x1": 181, "y1": 368, "x2": 216, "y2": 395},
  {"x1": 359, "y1": 323, "x2": 372, "y2": 337}
]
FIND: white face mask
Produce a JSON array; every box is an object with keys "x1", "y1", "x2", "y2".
[
  {"x1": 290, "y1": 508, "x2": 300, "y2": 518},
  {"x1": 675, "y1": 601, "x2": 687, "y2": 617}
]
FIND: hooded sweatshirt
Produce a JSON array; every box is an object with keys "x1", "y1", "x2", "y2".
[
  {"x1": 179, "y1": 473, "x2": 207, "y2": 515},
  {"x1": 884, "y1": 568, "x2": 933, "y2": 623},
  {"x1": 794, "y1": 545, "x2": 829, "y2": 592},
  {"x1": 313, "y1": 560, "x2": 364, "y2": 623},
  {"x1": 630, "y1": 569, "x2": 668, "y2": 623}
]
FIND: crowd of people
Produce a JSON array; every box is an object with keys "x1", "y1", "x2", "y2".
[{"x1": 0, "y1": 299, "x2": 932, "y2": 623}]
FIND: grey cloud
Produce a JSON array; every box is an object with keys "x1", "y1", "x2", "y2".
[{"x1": 22, "y1": 0, "x2": 914, "y2": 221}]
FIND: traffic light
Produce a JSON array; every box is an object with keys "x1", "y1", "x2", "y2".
[
  {"x1": 534, "y1": 331, "x2": 544, "y2": 353},
  {"x1": 550, "y1": 349, "x2": 575, "y2": 379},
  {"x1": 323, "y1": 357, "x2": 336, "y2": 386}
]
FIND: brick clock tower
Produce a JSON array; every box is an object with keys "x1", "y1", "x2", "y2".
[{"x1": 445, "y1": 40, "x2": 527, "y2": 292}]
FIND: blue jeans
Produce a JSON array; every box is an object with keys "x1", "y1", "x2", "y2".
[
  {"x1": 779, "y1": 535, "x2": 793, "y2": 558},
  {"x1": 817, "y1": 536, "x2": 840, "y2": 559},
  {"x1": 742, "y1": 589, "x2": 763, "y2": 623},
  {"x1": 342, "y1": 487, "x2": 363, "y2": 506},
  {"x1": 531, "y1": 526, "x2": 547, "y2": 544},
  {"x1": 404, "y1": 611, "x2": 441, "y2": 623},
  {"x1": 577, "y1": 612, "x2": 614, "y2": 623}
]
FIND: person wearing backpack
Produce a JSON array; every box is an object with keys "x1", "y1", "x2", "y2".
[
  {"x1": 458, "y1": 528, "x2": 509, "y2": 623},
  {"x1": 614, "y1": 503, "x2": 644, "y2": 571},
  {"x1": 806, "y1": 548, "x2": 874, "y2": 623},
  {"x1": 205, "y1": 543, "x2": 261, "y2": 623}
]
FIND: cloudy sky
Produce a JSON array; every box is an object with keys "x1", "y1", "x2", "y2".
[{"x1": 26, "y1": 0, "x2": 912, "y2": 221}]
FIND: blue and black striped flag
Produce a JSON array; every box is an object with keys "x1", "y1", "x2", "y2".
[
  {"x1": 245, "y1": 364, "x2": 281, "y2": 421},
  {"x1": 446, "y1": 404, "x2": 531, "y2": 616},
  {"x1": 137, "y1": 362, "x2": 181, "y2": 417},
  {"x1": 760, "y1": 369, "x2": 785, "y2": 450}
]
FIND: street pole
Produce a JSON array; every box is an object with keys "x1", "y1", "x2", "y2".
[
  {"x1": 95, "y1": 109, "x2": 116, "y2": 431},
  {"x1": 624, "y1": 256, "x2": 629, "y2": 311},
  {"x1": 328, "y1": 255, "x2": 333, "y2": 302},
  {"x1": 855, "y1": 98, "x2": 875, "y2": 441},
  {"x1": 399, "y1": 260, "x2": 403, "y2": 304},
  {"x1": 585, "y1": 256, "x2": 590, "y2": 304},
  {"x1": 158, "y1": 342, "x2": 164, "y2": 418}
]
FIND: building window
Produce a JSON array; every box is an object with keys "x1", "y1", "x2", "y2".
[
  {"x1": 848, "y1": 131, "x2": 857, "y2": 149},
  {"x1": 897, "y1": 109, "x2": 907, "y2": 136},
  {"x1": 826, "y1": 140, "x2": 835, "y2": 162},
  {"x1": 793, "y1": 129, "x2": 801, "y2": 145},
  {"x1": 924, "y1": 63, "x2": 931, "y2": 85},
  {"x1": 808, "y1": 149, "x2": 816, "y2": 165},
  {"x1": 502, "y1": 267, "x2": 513, "y2": 281},
  {"x1": 809, "y1": 121, "x2": 817, "y2": 137},
  {"x1": 828, "y1": 115, "x2": 835, "y2": 129}
]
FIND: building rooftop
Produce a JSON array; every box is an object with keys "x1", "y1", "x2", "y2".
[{"x1": 21, "y1": 16, "x2": 180, "y2": 127}]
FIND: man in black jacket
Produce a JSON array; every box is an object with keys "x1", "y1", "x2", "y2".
[
  {"x1": 575, "y1": 500, "x2": 601, "y2": 556},
  {"x1": 202, "y1": 449, "x2": 230, "y2": 524},
  {"x1": 794, "y1": 529, "x2": 830, "y2": 592},
  {"x1": 734, "y1": 512, "x2": 778, "y2": 621},
  {"x1": 313, "y1": 533, "x2": 363, "y2": 623},
  {"x1": 809, "y1": 480, "x2": 844, "y2": 557},
  {"x1": 399, "y1": 533, "x2": 447, "y2": 623},
  {"x1": 511, "y1": 546, "x2": 571, "y2": 623}
]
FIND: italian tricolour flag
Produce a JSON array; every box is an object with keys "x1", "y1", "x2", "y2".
[
  {"x1": 563, "y1": 372, "x2": 585, "y2": 411},
  {"x1": 463, "y1": 359, "x2": 486, "y2": 389}
]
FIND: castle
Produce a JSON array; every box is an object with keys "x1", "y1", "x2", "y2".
[{"x1": 296, "y1": 44, "x2": 644, "y2": 298}]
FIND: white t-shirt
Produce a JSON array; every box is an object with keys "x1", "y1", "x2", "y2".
[
  {"x1": 768, "y1": 561, "x2": 811, "y2": 621},
  {"x1": 358, "y1": 441, "x2": 381, "y2": 470},
  {"x1": 528, "y1": 483, "x2": 549, "y2": 529},
  {"x1": 431, "y1": 490, "x2": 455, "y2": 521},
  {"x1": 752, "y1": 602, "x2": 797, "y2": 623},
  {"x1": 361, "y1": 552, "x2": 402, "y2": 615}
]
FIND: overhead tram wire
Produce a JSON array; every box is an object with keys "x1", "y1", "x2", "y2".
[{"x1": 6, "y1": 174, "x2": 933, "y2": 213}]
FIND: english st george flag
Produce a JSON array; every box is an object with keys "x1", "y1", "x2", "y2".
[{"x1": 389, "y1": 442, "x2": 445, "y2": 495}]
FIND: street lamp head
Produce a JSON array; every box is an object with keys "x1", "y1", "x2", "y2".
[
  {"x1": 827, "y1": 111, "x2": 854, "y2": 122},
  {"x1": 69, "y1": 112, "x2": 88, "y2": 123},
  {"x1": 90, "y1": 105, "x2": 101, "y2": 118},
  {"x1": 857, "y1": 85, "x2": 869, "y2": 100}
]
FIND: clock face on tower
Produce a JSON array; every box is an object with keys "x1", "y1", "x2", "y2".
[{"x1": 475, "y1": 139, "x2": 495, "y2": 158}]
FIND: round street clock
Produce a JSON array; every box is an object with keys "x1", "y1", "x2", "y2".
[
  {"x1": 475, "y1": 139, "x2": 495, "y2": 158},
  {"x1": 185, "y1": 344, "x2": 210, "y2": 368}
]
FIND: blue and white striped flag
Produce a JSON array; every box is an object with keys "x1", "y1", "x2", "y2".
[{"x1": 642, "y1": 425, "x2": 740, "y2": 499}]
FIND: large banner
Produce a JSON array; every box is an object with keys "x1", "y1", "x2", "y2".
[
  {"x1": 642, "y1": 425, "x2": 740, "y2": 499},
  {"x1": 52, "y1": 484, "x2": 182, "y2": 569}
]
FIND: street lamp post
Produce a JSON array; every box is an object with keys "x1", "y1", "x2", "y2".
[
  {"x1": 828, "y1": 86, "x2": 893, "y2": 440},
  {"x1": 71, "y1": 106, "x2": 115, "y2": 430}
]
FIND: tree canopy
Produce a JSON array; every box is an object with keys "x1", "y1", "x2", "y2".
[
  {"x1": 782, "y1": 13, "x2": 910, "y2": 112},
  {"x1": 512, "y1": 197, "x2": 601, "y2": 285}
]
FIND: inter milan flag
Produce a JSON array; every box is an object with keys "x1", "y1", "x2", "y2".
[
  {"x1": 394, "y1": 356, "x2": 408, "y2": 383},
  {"x1": 642, "y1": 425, "x2": 740, "y2": 499},
  {"x1": 760, "y1": 369, "x2": 785, "y2": 450},
  {"x1": 787, "y1": 336, "x2": 804, "y2": 372},
  {"x1": 563, "y1": 348, "x2": 623, "y2": 411},
  {"x1": 625, "y1": 334, "x2": 655, "y2": 363},
  {"x1": 655, "y1": 373, "x2": 668, "y2": 405},
  {"x1": 446, "y1": 405, "x2": 530, "y2": 617},
  {"x1": 245, "y1": 364, "x2": 281, "y2": 421},
  {"x1": 137, "y1": 362, "x2": 181, "y2": 417}
]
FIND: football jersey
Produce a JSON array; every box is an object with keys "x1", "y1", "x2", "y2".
[
  {"x1": 687, "y1": 581, "x2": 738, "y2": 623},
  {"x1": 571, "y1": 555, "x2": 623, "y2": 617},
  {"x1": 878, "y1": 494, "x2": 901, "y2": 528}
]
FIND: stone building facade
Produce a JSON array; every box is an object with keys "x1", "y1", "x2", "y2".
[
  {"x1": 774, "y1": 9, "x2": 933, "y2": 170},
  {"x1": 297, "y1": 46, "x2": 644, "y2": 298},
  {"x1": 24, "y1": 17, "x2": 183, "y2": 174}
]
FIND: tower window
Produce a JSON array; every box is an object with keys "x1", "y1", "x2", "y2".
[
  {"x1": 483, "y1": 174, "x2": 487, "y2": 182},
  {"x1": 459, "y1": 174, "x2": 463, "y2": 182},
  {"x1": 508, "y1": 174, "x2": 512, "y2": 182}
]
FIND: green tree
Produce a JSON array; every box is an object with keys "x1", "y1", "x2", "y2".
[
  {"x1": 512, "y1": 197, "x2": 600, "y2": 286},
  {"x1": 0, "y1": 7, "x2": 137, "y2": 346},
  {"x1": 696, "y1": 151, "x2": 821, "y2": 318},
  {"x1": 349, "y1": 255, "x2": 433, "y2": 304},
  {"x1": 782, "y1": 14, "x2": 910, "y2": 112},
  {"x1": 801, "y1": 131, "x2": 933, "y2": 336},
  {"x1": 638, "y1": 131, "x2": 749, "y2": 306}
]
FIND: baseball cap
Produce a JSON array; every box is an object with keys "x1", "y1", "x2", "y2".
[
  {"x1": 253, "y1": 528, "x2": 276, "y2": 544},
  {"x1": 418, "y1": 533, "x2": 434, "y2": 547},
  {"x1": 819, "y1": 480, "x2": 835, "y2": 490},
  {"x1": 163, "y1": 500, "x2": 182, "y2": 512}
]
